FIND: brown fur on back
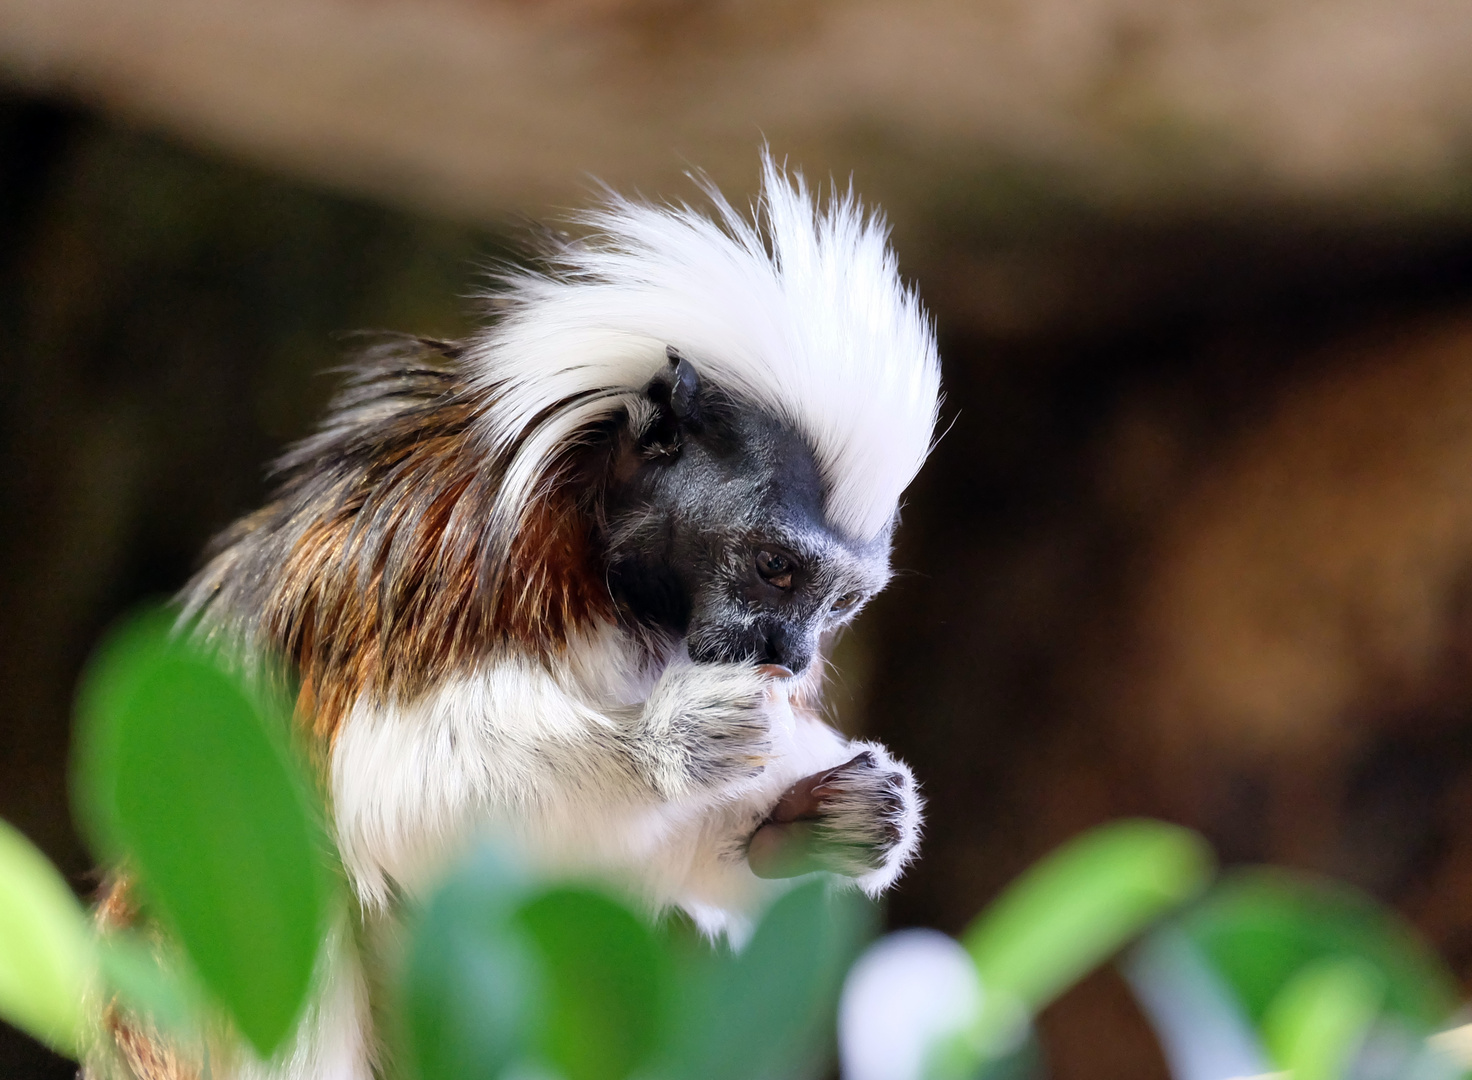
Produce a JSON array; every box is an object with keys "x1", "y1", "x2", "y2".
[
  {"x1": 85, "y1": 877, "x2": 203, "y2": 1080},
  {"x1": 182, "y1": 335, "x2": 617, "y2": 740}
]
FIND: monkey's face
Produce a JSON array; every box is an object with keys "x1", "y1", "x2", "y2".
[{"x1": 603, "y1": 354, "x2": 892, "y2": 676}]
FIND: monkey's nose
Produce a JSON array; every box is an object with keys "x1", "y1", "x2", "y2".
[{"x1": 756, "y1": 626, "x2": 810, "y2": 676}]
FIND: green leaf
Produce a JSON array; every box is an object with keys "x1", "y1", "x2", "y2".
[
  {"x1": 961, "y1": 819, "x2": 1213, "y2": 1052},
  {"x1": 0, "y1": 818, "x2": 92, "y2": 1058},
  {"x1": 72, "y1": 609, "x2": 330, "y2": 1057},
  {"x1": 98, "y1": 932, "x2": 211, "y2": 1038},
  {"x1": 515, "y1": 887, "x2": 667, "y2": 1080},
  {"x1": 1180, "y1": 869, "x2": 1459, "y2": 1033},
  {"x1": 666, "y1": 880, "x2": 871, "y2": 1080},
  {"x1": 1262, "y1": 956, "x2": 1384, "y2": 1080},
  {"x1": 402, "y1": 847, "x2": 544, "y2": 1080}
]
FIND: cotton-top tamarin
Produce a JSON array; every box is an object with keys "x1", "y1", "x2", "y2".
[{"x1": 90, "y1": 156, "x2": 942, "y2": 1080}]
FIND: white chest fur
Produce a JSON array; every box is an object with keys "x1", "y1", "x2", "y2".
[{"x1": 329, "y1": 625, "x2": 852, "y2": 933}]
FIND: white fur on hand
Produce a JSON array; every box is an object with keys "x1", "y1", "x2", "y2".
[
  {"x1": 630, "y1": 661, "x2": 773, "y2": 798},
  {"x1": 827, "y1": 741, "x2": 924, "y2": 895},
  {"x1": 749, "y1": 740, "x2": 924, "y2": 894}
]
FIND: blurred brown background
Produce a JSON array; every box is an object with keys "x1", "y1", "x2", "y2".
[{"x1": 8, "y1": 2, "x2": 1472, "y2": 1077}]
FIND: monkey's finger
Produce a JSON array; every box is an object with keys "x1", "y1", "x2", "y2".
[
  {"x1": 765, "y1": 753, "x2": 876, "y2": 824},
  {"x1": 746, "y1": 820, "x2": 822, "y2": 879}
]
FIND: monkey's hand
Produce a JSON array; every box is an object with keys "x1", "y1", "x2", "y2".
[
  {"x1": 745, "y1": 743, "x2": 922, "y2": 895},
  {"x1": 630, "y1": 661, "x2": 775, "y2": 799}
]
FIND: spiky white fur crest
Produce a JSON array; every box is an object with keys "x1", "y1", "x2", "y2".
[{"x1": 464, "y1": 154, "x2": 941, "y2": 545}]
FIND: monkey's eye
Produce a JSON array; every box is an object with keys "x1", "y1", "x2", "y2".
[
  {"x1": 831, "y1": 591, "x2": 861, "y2": 613},
  {"x1": 755, "y1": 549, "x2": 796, "y2": 590}
]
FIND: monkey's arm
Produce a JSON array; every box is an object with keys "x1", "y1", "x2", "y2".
[
  {"x1": 328, "y1": 656, "x2": 780, "y2": 906},
  {"x1": 624, "y1": 663, "x2": 924, "y2": 896},
  {"x1": 329, "y1": 654, "x2": 916, "y2": 920},
  {"x1": 621, "y1": 660, "x2": 775, "y2": 798}
]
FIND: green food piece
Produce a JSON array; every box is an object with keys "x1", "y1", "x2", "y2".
[
  {"x1": 0, "y1": 818, "x2": 92, "y2": 1058},
  {"x1": 73, "y1": 610, "x2": 330, "y2": 1057},
  {"x1": 516, "y1": 887, "x2": 667, "y2": 1080},
  {"x1": 961, "y1": 819, "x2": 1213, "y2": 1052}
]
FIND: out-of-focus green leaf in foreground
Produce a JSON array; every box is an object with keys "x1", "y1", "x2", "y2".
[
  {"x1": 1167, "y1": 869, "x2": 1466, "y2": 1080},
  {"x1": 1181, "y1": 870, "x2": 1459, "y2": 1032},
  {"x1": 72, "y1": 608, "x2": 331, "y2": 1058},
  {"x1": 664, "y1": 879, "x2": 871, "y2": 1080},
  {"x1": 960, "y1": 820, "x2": 1214, "y2": 1057},
  {"x1": 98, "y1": 931, "x2": 212, "y2": 1039},
  {"x1": 1263, "y1": 956, "x2": 1384, "y2": 1080},
  {"x1": 407, "y1": 852, "x2": 870, "y2": 1080},
  {"x1": 515, "y1": 887, "x2": 667, "y2": 1080},
  {"x1": 0, "y1": 818, "x2": 92, "y2": 1058},
  {"x1": 403, "y1": 848, "x2": 545, "y2": 1080}
]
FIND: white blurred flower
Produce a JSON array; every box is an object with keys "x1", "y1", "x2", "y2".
[{"x1": 839, "y1": 929, "x2": 985, "y2": 1080}]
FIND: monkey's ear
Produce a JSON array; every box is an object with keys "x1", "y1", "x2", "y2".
[{"x1": 639, "y1": 347, "x2": 702, "y2": 455}]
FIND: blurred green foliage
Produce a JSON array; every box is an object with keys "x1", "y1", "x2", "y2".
[
  {"x1": 1184, "y1": 870, "x2": 1460, "y2": 1031},
  {"x1": 1263, "y1": 957, "x2": 1384, "y2": 1080},
  {"x1": 657, "y1": 879, "x2": 868, "y2": 1080},
  {"x1": 961, "y1": 819, "x2": 1214, "y2": 1058},
  {"x1": 0, "y1": 819, "x2": 91, "y2": 1057},
  {"x1": 516, "y1": 887, "x2": 668, "y2": 1080},
  {"x1": 0, "y1": 606, "x2": 1467, "y2": 1080},
  {"x1": 404, "y1": 850, "x2": 867, "y2": 1080},
  {"x1": 402, "y1": 849, "x2": 546, "y2": 1080},
  {"x1": 72, "y1": 609, "x2": 331, "y2": 1056},
  {"x1": 1167, "y1": 870, "x2": 1467, "y2": 1079}
]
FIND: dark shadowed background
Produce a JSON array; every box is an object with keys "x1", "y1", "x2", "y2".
[{"x1": 8, "y1": 2, "x2": 1472, "y2": 1076}]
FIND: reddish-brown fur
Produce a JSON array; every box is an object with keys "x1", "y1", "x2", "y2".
[
  {"x1": 100, "y1": 1006, "x2": 201, "y2": 1080},
  {"x1": 182, "y1": 340, "x2": 621, "y2": 744},
  {"x1": 260, "y1": 397, "x2": 615, "y2": 741},
  {"x1": 88, "y1": 877, "x2": 204, "y2": 1080}
]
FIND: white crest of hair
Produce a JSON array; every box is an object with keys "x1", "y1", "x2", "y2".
[{"x1": 462, "y1": 151, "x2": 942, "y2": 545}]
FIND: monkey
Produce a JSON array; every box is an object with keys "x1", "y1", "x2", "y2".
[{"x1": 85, "y1": 155, "x2": 942, "y2": 1080}]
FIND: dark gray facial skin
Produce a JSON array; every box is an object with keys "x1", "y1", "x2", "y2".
[{"x1": 602, "y1": 352, "x2": 892, "y2": 675}]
